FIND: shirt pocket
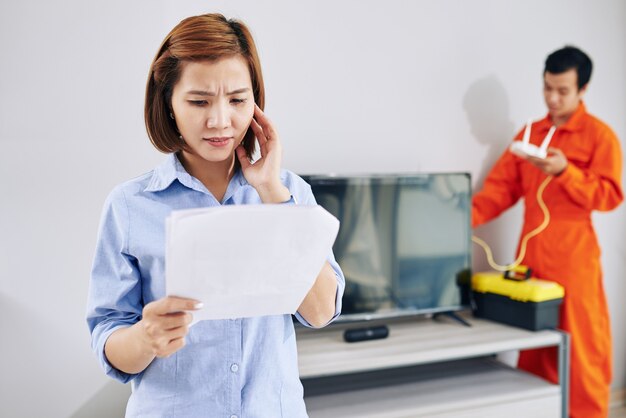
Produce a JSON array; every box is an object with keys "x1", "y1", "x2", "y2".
[{"x1": 561, "y1": 137, "x2": 592, "y2": 169}]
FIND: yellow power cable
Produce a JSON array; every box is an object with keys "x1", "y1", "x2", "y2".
[{"x1": 472, "y1": 176, "x2": 553, "y2": 272}]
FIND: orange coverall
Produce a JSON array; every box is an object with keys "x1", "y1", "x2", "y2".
[{"x1": 472, "y1": 102, "x2": 623, "y2": 418}]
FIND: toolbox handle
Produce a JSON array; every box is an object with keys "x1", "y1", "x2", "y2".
[{"x1": 503, "y1": 266, "x2": 532, "y2": 281}]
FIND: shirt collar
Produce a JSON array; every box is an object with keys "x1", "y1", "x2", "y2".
[
  {"x1": 144, "y1": 153, "x2": 249, "y2": 194},
  {"x1": 536, "y1": 101, "x2": 587, "y2": 133},
  {"x1": 144, "y1": 153, "x2": 184, "y2": 192}
]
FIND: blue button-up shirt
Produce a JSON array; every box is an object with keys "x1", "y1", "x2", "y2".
[{"x1": 86, "y1": 153, "x2": 345, "y2": 418}]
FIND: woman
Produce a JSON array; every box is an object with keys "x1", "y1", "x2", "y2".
[{"x1": 86, "y1": 13, "x2": 345, "y2": 418}]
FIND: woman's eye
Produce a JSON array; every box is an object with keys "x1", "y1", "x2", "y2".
[
  {"x1": 189, "y1": 100, "x2": 208, "y2": 106},
  {"x1": 231, "y1": 98, "x2": 247, "y2": 105}
]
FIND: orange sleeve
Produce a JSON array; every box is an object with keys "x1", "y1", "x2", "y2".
[
  {"x1": 472, "y1": 149, "x2": 524, "y2": 227},
  {"x1": 554, "y1": 126, "x2": 623, "y2": 211}
]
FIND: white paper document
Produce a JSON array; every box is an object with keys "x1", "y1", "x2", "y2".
[{"x1": 165, "y1": 204, "x2": 340, "y2": 323}]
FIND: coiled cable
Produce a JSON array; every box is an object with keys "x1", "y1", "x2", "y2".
[{"x1": 472, "y1": 175, "x2": 552, "y2": 272}]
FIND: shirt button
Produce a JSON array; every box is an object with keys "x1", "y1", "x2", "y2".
[
  {"x1": 230, "y1": 363, "x2": 239, "y2": 373},
  {"x1": 230, "y1": 415, "x2": 238, "y2": 418}
]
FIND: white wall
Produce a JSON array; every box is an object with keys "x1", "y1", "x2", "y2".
[{"x1": 1, "y1": 1, "x2": 624, "y2": 416}]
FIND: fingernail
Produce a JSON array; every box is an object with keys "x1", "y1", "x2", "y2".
[{"x1": 194, "y1": 302, "x2": 204, "y2": 309}]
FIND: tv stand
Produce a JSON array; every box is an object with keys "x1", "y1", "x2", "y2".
[
  {"x1": 297, "y1": 312, "x2": 569, "y2": 417},
  {"x1": 433, "y1": 310, "x2": 472, "y2": 327}
]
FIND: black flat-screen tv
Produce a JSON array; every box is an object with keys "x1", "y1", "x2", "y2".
[{"x1": 302, "y1": 173, "x2": 472, "y2": 322}]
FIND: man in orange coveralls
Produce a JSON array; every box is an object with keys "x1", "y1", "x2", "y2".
[{"x1": 472, "y1": 46, "x2": 623, "y2": 418}]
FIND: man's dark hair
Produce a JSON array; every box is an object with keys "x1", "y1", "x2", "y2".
[{"x1": 544, "y1": 46, "x2": 592, "y2": 90}]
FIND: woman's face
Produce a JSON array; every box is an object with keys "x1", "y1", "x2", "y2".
[{"x1": 171, "y1": 56, "x2": 254, "y2": 165}]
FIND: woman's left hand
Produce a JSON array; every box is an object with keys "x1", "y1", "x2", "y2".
[
  {"x1": 236, "y1": 104, "x2": 291, "y2": 203},
  {"x1": 526, "y1": 147, "x2": 568, "y2": 176}
]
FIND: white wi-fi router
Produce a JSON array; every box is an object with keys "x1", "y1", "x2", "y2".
[{"x1": 509, "y1": 119, "x2": 556, "y2": 159}]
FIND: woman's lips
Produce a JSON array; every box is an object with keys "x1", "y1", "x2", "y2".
[{"x1": 203, "y1": 137, "x2": 231, "y2": 147}]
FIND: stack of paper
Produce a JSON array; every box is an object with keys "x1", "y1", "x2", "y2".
[{"x1": 165, "y1": 204, "x2": 339, "y2": 322}]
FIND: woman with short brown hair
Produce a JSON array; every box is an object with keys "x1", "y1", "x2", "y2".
[{"x1": 86, "y1": 13, "x2": 345, "y2": 417}]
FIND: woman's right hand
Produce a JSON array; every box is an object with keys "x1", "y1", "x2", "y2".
[
  {"x1": 104, "y1": 296, "x2": 203, "y2": 374},
  {"x1": 138, "y1": 296, "x2": 203, "y2": 358}
]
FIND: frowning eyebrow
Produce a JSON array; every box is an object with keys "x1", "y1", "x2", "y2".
[{"x1": 186, "y1": 88, "x2": 250, "y2": 96}]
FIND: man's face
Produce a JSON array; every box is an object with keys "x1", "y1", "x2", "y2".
[{"x1": 543, "y1": 69, "x2": 586, "y2": 125}]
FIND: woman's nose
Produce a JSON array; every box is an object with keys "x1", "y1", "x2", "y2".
[{"x1": 207, "y1": 102, "x2": 231, "y2": 129}]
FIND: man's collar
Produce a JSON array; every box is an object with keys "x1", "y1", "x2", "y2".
[{"x1": 536, "y1": 101, "x2": 587, "y2": 133}]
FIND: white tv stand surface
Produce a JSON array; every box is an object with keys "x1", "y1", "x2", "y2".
[{"x1": 297, "y1": 312, "x2": 569, "y2": 418}]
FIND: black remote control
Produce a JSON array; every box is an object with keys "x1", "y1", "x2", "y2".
[{"x1": 343, "y1": 325, "x2": 389, "y2": 343}]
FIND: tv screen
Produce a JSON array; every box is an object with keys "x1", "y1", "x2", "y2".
[{"x1": 303, "y1": 173, "x2": 472, "y2": 321}]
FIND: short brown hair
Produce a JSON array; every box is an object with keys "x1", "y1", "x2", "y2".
[{"x1": 145, "y1": 13, "x2": 264, "y2": 166}]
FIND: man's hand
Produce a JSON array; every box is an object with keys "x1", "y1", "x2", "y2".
[{"x1": 526, "y1": 147, "x2": 568, "y2": 176}]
